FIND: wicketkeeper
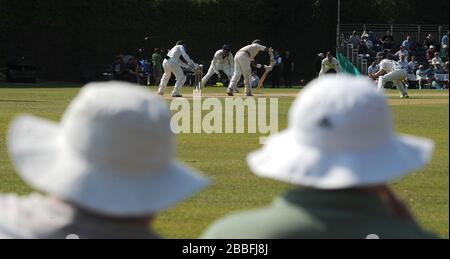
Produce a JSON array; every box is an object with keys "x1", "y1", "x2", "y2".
[{"x1": 201, "y1": 45, "x2": 234, "y2": 88}]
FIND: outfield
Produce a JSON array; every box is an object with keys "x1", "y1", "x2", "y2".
[{"x1": 0, "y1": 85, "x2": 448, "y2": 238}]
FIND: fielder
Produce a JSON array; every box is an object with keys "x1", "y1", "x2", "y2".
[
  {"x1": 319, "y1": 52, "x2": 342, "y2": 77},
  {"x1": 370, "y1": 57, "x2": 409, "y2": 98},
  {"x1": 201, "y1": 45, "x2": 234, "y2": 88},
  {"x1": 227, "y1": 40, "x2": 275, "y2": 97},
  {"x1": 158, "y1": 41, "x2": 199, "y2": 98}
]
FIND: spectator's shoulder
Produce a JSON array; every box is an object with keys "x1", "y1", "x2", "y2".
[
  {"x1": 201, "y1": 209, "x2": 268, "y2": 239},
  {"x1": 0, "y1": 194, "x2": 26, "y2": 238},
  {"x1": 0, "y1": 193, "x2": 74, "y2": 239},
  {"x1": 200, "y1": 202, "x2": 319, "y2": 239}
]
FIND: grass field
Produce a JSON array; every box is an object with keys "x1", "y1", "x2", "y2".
[{"x1": 0, "y1": 84, "x2": 448, "y2": 238}]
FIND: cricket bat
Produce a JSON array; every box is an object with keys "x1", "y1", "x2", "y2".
[
  {"x1": 257, "y1": 71, "x2": 269, "y2": 90},
  {"x1": 257, "y1": 49, "x2": 276, "y2": 90}
]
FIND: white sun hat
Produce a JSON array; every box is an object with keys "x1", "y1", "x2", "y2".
[
  {"x1": 7, "y1": 81, "x2": 209, "y2": 217},
  {"x1": 248, "y1": 75, "x2": 434, "y2": 190}
]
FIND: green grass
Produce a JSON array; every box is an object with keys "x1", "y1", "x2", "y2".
[{"x1": 0, "y1": 85, "x2": 448, "y2": 238}]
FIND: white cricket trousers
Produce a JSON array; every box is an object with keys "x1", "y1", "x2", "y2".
[
  {"x1": 158, "y1": 59, "x2": 186, "y2": 96},
  {"x1": 201, "y1": 65, "x2": 232, "y2": 87},
  {"x1": 228, "y1": 52, "x2": 252, "y2": 94},
  {"x1": 377, "y1": 69, "x2": 408, "y2": 96}
]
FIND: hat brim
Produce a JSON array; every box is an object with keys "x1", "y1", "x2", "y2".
[
  {"x1": 8, "y1": 115, "x2": 209, "y2": 217},
  {"x1": 247, "y1": 130, "x2": 434, "y2": 190}
]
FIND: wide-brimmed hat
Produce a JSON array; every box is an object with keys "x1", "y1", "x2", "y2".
[
  {"x1": 8, "y1": 82, "x2": 209, "y2": 217},
  {"x1": 248, "y1": 75, "x2": 434, "y2": 189}
]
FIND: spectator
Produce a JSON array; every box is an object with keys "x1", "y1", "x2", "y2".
[
  {"x1": 383, "y1": 31, "x2": 394, "y2": 43},
  {"x1": 361, "y1": 36, "x2": 376, "y2": 57},
  {"x1": 283, "y1": 51, "x2": 295, "y2": 88},
  {"x1": 367, "y1": 31, "x2": 377, "y2": 46},
  {"x1": 398, "y1": 55, "x2": 408, "y2": 70},
  {"x1": 433, "y1": 65, "x2": 446, "y2": 90},
  {"x1": 416, "y1": 65, "x2": 430, "y2": 90},
  {"x1": 443, "y1": 61, "x2": 449, "y2": 89},
  {"x1": 364, "y1": 36, "x2": 374, "y2": 50},
  {"x1": 0, "y1": 82, "x2": 209, "y2": 239},
  {"x1": 423, "y1": 34, "x2": 436, "y2": 50},
  {"x1": 381, "y1": 30, "x2": 395, "y2": 50},
  {"x1": 361, "y1": 30, "x2": 369, "y2": 39},
  {"x1": 426, "y1": 46, "x2": 436, "y2": 61},
  {"x1": 368, "y1": 61, "x2": 380, "y2": 77},
  {"x1": 349, "y1": 30, "x2": 361, "y2": 47},
  {"x1": 124, "y1": 57, "x2": 141, "y2": 84},
  {"x1": 113, "y1": 54, "x2": 126, "y2": 80},
  {"x1": 137, "y1": 58, "x2": 152, "y2": 86},
  {"x1": 426, "y1": 65, "x2": 435, "y2": 78},
  {"x1": 432, "y1": 52, "x2": 444, "y2": 67},
  {"x1": 440, "y1": 44, "x2": 449, "y2": 62},
  {"x1": 441, "y1": 31, "x2": 449, "y2": 49},
  {"x1": 136, "y1": 48, "x2": 146, "y2": 60},
  {"x1": 251, "y1": 70, "x2": 260, "y2": 88},
  {"x1": 394, "y1": 46, "x2": 409, "y2": 59},
  {"x1": 314, "y1": 53, "x2": 325, "y2": 77},
  {"x1": 201, "y1": 75, "x2": 436, "y2": 239},
  {"x1": 408, "y1": 56, "x2": 418, "y2": 74},
  {"x1": 377, "y1": 49, "x2": 391, "y2": 60},
  {"x1": 122, "y1": 54, "x2": 134, "y2": 65},
  {"x1": 358, "y1": 41, "x2": 369, "y2": 56},
  {"x1": 152, "y1": 48, "x2": 163, "y2": 86},
  {"x1": 434, "y1": 64, "x2": 445, "y2": 74},
  {"x1": 402, "y1": 35, "x2": 414, "y2": 51},
  {"x1": 425, "y1": 65, "x2": 436, "y2": 89},
  {"x1": 271, "y1": 50, "x2": 282, "y2": 88}
]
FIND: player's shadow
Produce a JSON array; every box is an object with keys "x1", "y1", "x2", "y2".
[
  {"x1": 0, "y1": 99, "x2": 44, "y2": 103},
  {"x1": 0, "y1": 81, "x2": 82, "y2": 88}
]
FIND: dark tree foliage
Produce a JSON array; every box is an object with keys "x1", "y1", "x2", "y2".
[
  {"x1": 340, "y1": 0, "x2": 449, "y2": 24},
  {"x1": 0, "y1": 0, "x2": 448, "y2": 81}
]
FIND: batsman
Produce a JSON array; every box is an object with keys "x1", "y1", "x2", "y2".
[{"x1": 227, "y1": 40, "x2": 275, "y2": 97}]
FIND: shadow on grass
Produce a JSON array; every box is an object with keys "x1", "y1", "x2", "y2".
[
  {"x1": 0, "y1": 99, "x2": 45, "y2": 103},
  {"x1": 0, "y1": 81, "x2": 83, "y2": 88}
]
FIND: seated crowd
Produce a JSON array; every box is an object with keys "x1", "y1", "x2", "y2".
[
  {"x1": 349, "y1": 30, "x2": 449, "y2": 89},
  {"x1": 113, "y1": 48, "x2": 165, "y2": 86}
]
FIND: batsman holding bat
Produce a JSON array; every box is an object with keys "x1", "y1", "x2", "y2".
[{"x1": 227, "y1": 40, "x2": 275, "y2": 97}]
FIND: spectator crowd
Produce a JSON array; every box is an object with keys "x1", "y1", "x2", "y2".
[
  {"x1": 349, "y1": 30, "x2": 449, "y2": 89},
  {"x1": 112, "y1": 48, "x2": 164, "y2": 86}
]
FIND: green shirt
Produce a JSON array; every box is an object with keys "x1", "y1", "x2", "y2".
[
  {"x1": 201, "y1": 189, "x2": 437, "y2": 239},
  {"x1": 152, "y1": 53, "x2": 163, "y2": 73}
]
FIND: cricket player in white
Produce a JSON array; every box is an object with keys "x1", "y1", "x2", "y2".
[
  {"x1": 201, "y1": 45, "x2": 234, "y2": 87},
  {"x1": 371, "y1": 57, "x2": 409, "y2": 98},
  {"x1": 158, "y1": 41, "x2": 199, "y2": 98},
  {"x1": 319, "y1": 52, "x2": 342, "y2": 77},
  {"x1": 227, "y1": 40, "x2": 274, "y2": 96}
]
